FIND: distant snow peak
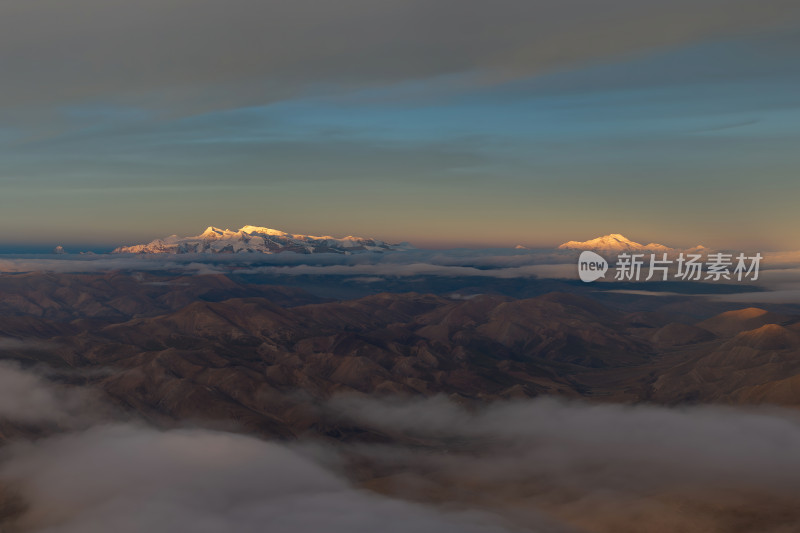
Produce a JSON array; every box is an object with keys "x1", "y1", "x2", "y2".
[
  {"x1": 113, "y1": 225, "x2": 413, "y2": 255},
  {"x1": 558, "y1": 234, "x2": 700, "y2": 253}
]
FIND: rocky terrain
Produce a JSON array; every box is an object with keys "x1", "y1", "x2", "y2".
[
  {"x1": 1, "y1": 271, "x2": 800, "y2": 532},
  {"x1": 0, "y1": 271, "x2": 799, "y2": 442}
]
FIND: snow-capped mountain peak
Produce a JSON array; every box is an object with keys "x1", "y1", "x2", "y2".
[
  {"x1": 197, "y1": 226, "x2": 237, "y2": 239},
  {"x1": 558, "y1": 234, "x2": 678, "y2": 252},
  {"x1": 237, "y1": 225, "x2": 290, "y2": 237},
  {"x1": 113, "y1": 225, "x2": 413, "y2": 255}
]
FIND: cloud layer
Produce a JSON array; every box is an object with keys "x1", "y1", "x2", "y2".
[
  {"x1": 0, "y1": 362, "x2": 100, "y2": 427},
  {"x1": 1, "y1": 365, "x2": 800, "y2": 532},
  {"x1": 0, "y1": 425, "x2": 511, "y2": 533},
  {"x1": 327, "y1": 396, "x2": 800, "y2": 532},
  {"x1": 3, "y1": 0, "x2": 799, "y2": 119}
]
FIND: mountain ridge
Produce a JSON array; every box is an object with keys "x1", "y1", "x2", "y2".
[
  {"x1": 558, "y1": 233, "x2": 705, "y2": 253},
  {"x1": 113, "y1": 225, "x2": 413, "y2": 255}
]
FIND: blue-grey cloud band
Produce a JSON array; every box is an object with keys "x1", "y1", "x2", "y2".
[{"x1": 2, "y1": 0, "x2": 799, "y2": 122}]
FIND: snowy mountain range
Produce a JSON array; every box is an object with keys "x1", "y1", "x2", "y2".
[
  {"x1": 112, "y1": 229, "x2": 704, "y2": 256},
  {"x1": 558, "y1": 234, "x2": 706, "y2": 253},
  {"x1": 113, "y1": 225, "x2": 413, "y2": 255}
]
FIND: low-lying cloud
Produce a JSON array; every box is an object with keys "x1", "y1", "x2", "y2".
[
  {"x1": 331, "y1": 395, "x2": 800, "y2": 491},
  {"x1": 324, "y1": 396, "x2": 800, "y2": 532},
  {"x1": 0, "y1": 362, "x2": 99, "y2": 427},
  {"x1": 0, "y1": 366, "x2": 513, "y2": 532},
  {"x1": 1, "y1": 365, "x2": 800, "y2": 532},
  {"x1": 0, "y1": 425, "x2": 512, "y2": 533},
  {"x1": 0, "y1": 249, "x2": 579, "y2": 280},
  {"x1": 7, "y1": 248, "x2": 800, "y2": 304}
]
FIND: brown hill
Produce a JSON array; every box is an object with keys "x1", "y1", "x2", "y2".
[
  {"x1": 649, "y1": 321, "x2": 800, "y2": 405},
  {"x1": 0, "y1": 291, "x2": 663, "y2": 438},
  {"x1": 698, "y1": 307, "x2": 789, "y2": 337},
  {"x1": 651, "y1": 322, "x2": 715, "y2": 347},
  {"x1": 3, "y1": 273, "x2": 800, "y2": 437},
  {"x1": 0, "y1": 272, "x2": 321, "y2": 321}
]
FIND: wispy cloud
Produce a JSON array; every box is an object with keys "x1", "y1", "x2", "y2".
[
  {"x1": 0, "y1": 362, "x2": 102, "y2": 427},
  {"x1": 2, "y1": 0, "x2": 798, "y2": 120},
  {"x1": 2, "y1": 382, "x2": 800, "y2": 532},
  {"x1": 326, "y1": 395, "x2": 800, "y2": 532},
  {"x1": 0, "y1": 425, "x2": 512, "y2": 533}
]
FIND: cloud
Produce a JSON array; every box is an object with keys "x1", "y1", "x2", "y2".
[
  {"x1": 712, "y1": 288, "x2": 800, "y2": 304},
  {"x1": 0, "y1": 248, "x2": 578, "y2": 277},
  {"x1": 715, "y1": 261, "x2": 800, "y2": 302},
  {"x1": 604, "y1": 289, "x2": 684, "y2": 297},
  {"x1": 1, "y1": 375, "x2": 800, "y2": 532},
  {"x1": 1, "y1": 0, "x2": 799, "y2": 122},
  {"x1": 236, "y1": 262, "x2": 570, "y2": 279},
  {"x1": 0, "y1": 362, "x2": 100, "y2": 427},
  {"x1": 0, "y1": 424, "x2": 514, "y2": 533},
  {"x1": 330, "y1": 395, "x2": 800, "y2": 490},
  {"x1": 325, "y1": 396, "x2": 800, "y2": 532},
  {"x1": 0, "y1": 365, "x2": 515, "y2": 532},
  {"x1": 4, "y1": 248, "x2": 800, "y2": 299},
  {"x1": 0, "y1": 256, "x2": 226, "y2": 275}
]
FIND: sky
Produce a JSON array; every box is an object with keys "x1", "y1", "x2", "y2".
[{"x1": 1, "y1": 0, "x2": 800, "y2": 251}]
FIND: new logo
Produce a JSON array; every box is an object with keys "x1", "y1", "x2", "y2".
[{"x1": 578, "y1": 251, "x2": 608, "y2": 282}]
